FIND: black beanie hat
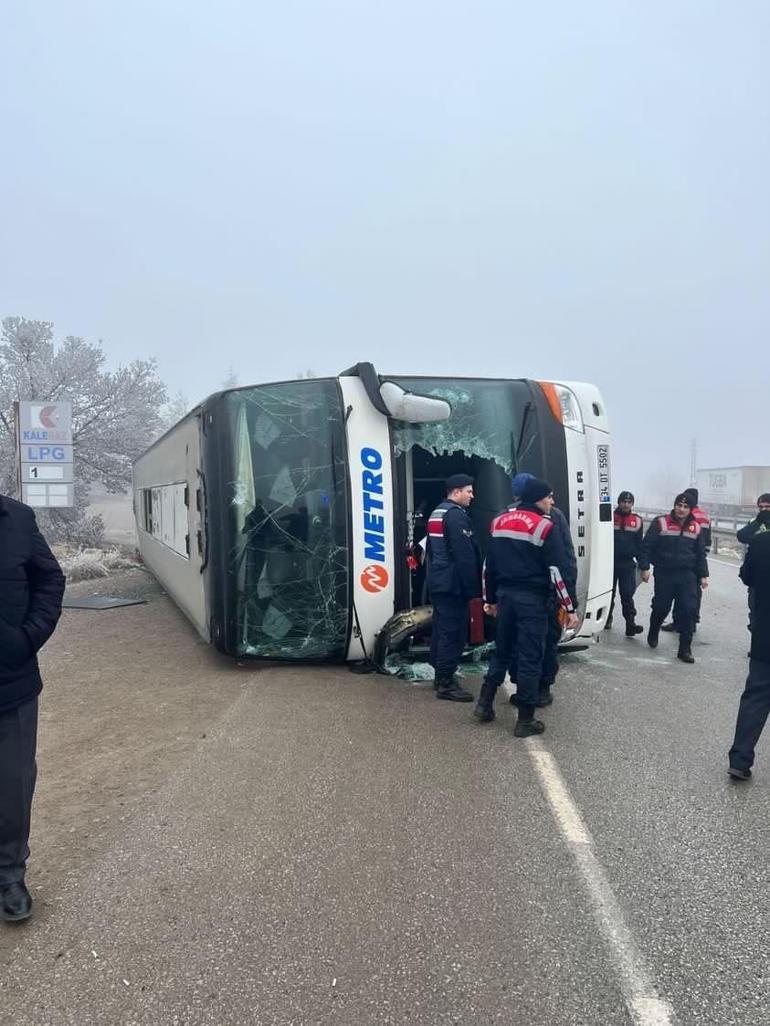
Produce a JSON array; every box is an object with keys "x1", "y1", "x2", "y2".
[
  {"x1": 617, "y1": 490, "x2": 634, "y2": 503},
  {"x1": 521, "y1": 477, "x2": 553, "y2": 504},
  {"x1": 684, "y1": 487, "x2": 699, "y2": 506},
  {"x1": 674, "y1": 492, "x2": 692, "y2": 508},
  {"x1": 446, "y1": 473, "x2": 473, "y2": 493}
]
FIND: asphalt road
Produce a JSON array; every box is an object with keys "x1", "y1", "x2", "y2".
[{"x1": 1, "y1": 559, "x2": 767, "y2": 1026}]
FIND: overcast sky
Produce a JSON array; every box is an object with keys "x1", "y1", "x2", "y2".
[{"x1": 1, "y1": 0, "x2": 767, "y2": 500}]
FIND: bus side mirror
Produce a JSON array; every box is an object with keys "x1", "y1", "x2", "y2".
[{"x1": 378, "y1": 381, "x2": 451, "y2": 423}]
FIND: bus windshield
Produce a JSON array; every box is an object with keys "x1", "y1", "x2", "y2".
[
  {"x1": 391, "y1": 377, "x2": 534, "y2": 475},
  {"x1": 223, "y1": 380, "x2": 350, "y2": 659},
  {"x1": 390, "y1": 378, "x2": 540, "y2": 562}
]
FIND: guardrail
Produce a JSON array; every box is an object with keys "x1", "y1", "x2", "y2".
[{"x1": 635, "y1": 508, "x2": 750, "y2": 555}]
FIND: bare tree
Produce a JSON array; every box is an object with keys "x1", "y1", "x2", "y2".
[
  {"x1": 0, "y1": 316, "x2": 167, "y2": 545},
  {"x1": 221, "y1": 366, "x2": 239, "y2": 389}
]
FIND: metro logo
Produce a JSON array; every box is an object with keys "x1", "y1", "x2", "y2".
[
  {"x1": 360, "y1": 564, "x2": 389, "y2": 593},
  {"x1": 361, "y1": 447, "x2": 386, "y2": 561}
]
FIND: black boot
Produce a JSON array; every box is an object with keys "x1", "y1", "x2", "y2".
[
  {"x1": 513, "y1": 703, "x2": 545, "y2": 737},
  {"x1": 436, "y1": 672, "x2": 474, "y2": 702},
  {"x1": 1, "y1": 882, "x2": 33, "y2": 922},
  {"x1": 473, "y1": 678, "x2": 499, "y2": 722},
  {"x1": 535, "y1": 684, "x2": 553, "y2": 707},
  {"x1": 661, "y1": 622, "x2": 678, "y2": 633},
  {"x1": 433, "y1": 671, "x2": 460, "y2": 692},
  {"x1": 625, "y1": 620, "x2": 644, "y2": 637},
  {"x1": 647, "y1": 621, "x2": 661, "y2": 648},
  {"x1": 677, "y1": 641, "x2": 695, "y2": 664}
]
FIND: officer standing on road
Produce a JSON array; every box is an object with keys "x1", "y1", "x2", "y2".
[
  {"x1": 638, "y1": 493, "x2": 708, "y2": 664},
  {"x1": 474, "y1": 478, "x2": 578, "y2": 737},
  {"x1": 506, "y1": 472, "x2": 577, "y2": 708},
  {"x1": 728, "y1": 526, "x2": 770, "y2": 780},
  {"x1": 736, "y1": 494, "x2": 770, "y2": 634},
  {"x1": 426, "y1": 474, "x2": 482, "y2": 702},
  {"x1": 662, "y1": 487, "x2": 711, "y2": 635},
  {"x1": 606, "y1": 491, "x2": 644, "y2": 636},
  {"x1": 0, "y1": 493, "x2": 65, "y2": 923}
]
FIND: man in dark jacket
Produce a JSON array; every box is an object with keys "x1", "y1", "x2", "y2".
[
  {"x1": 638, "y1": 493, "x2": 708, "y2": 664},
  {"x1": 662, "y1": 486, "x2": 712, "y2": 634},
  {"x1": 606, "y1": 490, "x2": 644, "y2": 636},
  {"x1": 736, "y1": 494, "x2": 770, "y2": 546},
  {"x1": 506, "y1": 472, "x2": 577, "y2": 707},
  {"x1": 736, "y1": 494, "x2": 770, "y2": 634},
  {"x1": 0, "y1": 494, "x2": 65, "y2": 922},
  {"x1": 426, "y1": 474, "x2": 482, "y2": 702},
  {"x1": 728, "y1": 529, "x2": 770, "y2": 780},
  {"x1": 475, "y1": 478, "x2": 578, "y2": 737}
]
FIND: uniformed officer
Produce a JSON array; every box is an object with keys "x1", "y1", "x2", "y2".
[
  {"x1": 638, "y1": 492, "x2": 709, "y2": 664},
  {"x1": 473, "y1": 478, "x2": 578, "y2": 737},
  {"x1": 606, "y1": 490, "x2": 644, "y2": 636},
  {"x1": 736, "y1": 494, "x2": 770, "y2": 634},
  {"x1": 426, "y1": 473, "x2": 482, "y2": 702},
  {"x1": 506, "y1": 472, "x2": 577, "y2": 707},
  {"x1": 728, "y1": 527, "x2": 770, "y2": 780},
  {"x1": 662, "y1": 487, "x2": 711, "y2": 634}
]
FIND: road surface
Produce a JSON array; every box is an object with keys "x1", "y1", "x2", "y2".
[{"x1": 0, "y1": 559, "x2": 767, "y2": 1025}]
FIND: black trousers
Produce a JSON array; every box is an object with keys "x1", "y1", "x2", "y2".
[
  {"x1": 729, "y1": 659, "x2": 770, "y2": 771},
  {"x1": 508, "y1": 597, "x2": 561, "y2": 687},
  {"x1": 651, "y1": 569, "x2": 698, "y2": 645},
  {"x1": 609, "y1": 561, "x2": 637, "y2": 623},
  {"x1": 673, "y1": 581, "x2": 703, "y2": 628},
  {"x1": 430, "y1": 594, "x2": 469, "y2": 677},
  {"x1": 0, "y1": 698, "x2": 38, "y2": 887},
  {"x1": 486, "y1": 589, "x2": 548, "y2": 707}
]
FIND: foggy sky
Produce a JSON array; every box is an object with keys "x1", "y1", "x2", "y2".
[{"x1": 1, "y1": 0, "x2": 768, "y2": 502}]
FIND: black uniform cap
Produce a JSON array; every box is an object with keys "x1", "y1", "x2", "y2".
[
  {"x1": 445, "y1": 473, "x2": 474, "y2": 493},
  {"x1": 617, "y1": 490, "x2": 634, "y2": 503},
  {"x1": 520, "y1": 478, "x2": 553, "y2": 503},
  {"x1": 674, "y1": 492, "x2": 692, "y2": 507}
]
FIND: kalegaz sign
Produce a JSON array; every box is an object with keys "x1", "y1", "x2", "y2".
[{"x1": 15, "y1": 401, "x2": 75, "y2": 507}]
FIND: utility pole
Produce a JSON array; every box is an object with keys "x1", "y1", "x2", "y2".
[{"x1": 689, "y1": 438, "x2": 697, "y2": 486}]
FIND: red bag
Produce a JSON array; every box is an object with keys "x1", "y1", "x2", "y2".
[{"x1": 468, "y1": 597, "x2": 485, "y2": 644}]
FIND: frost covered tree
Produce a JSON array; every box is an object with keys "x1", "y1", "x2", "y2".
[
  {"x1": 158, "y1": 390, "x2": 191, "y2": 434},
  {"x1": 0, "y1": 316, "x2": 167, "y2": 545}
]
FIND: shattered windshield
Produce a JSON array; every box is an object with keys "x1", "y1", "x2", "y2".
[
  {"x1": 390, "y1": 378, "x2": 533, "y2": 474},
  {"x1": 223, "y1": 381, "x2": 349, "y2": 659}
]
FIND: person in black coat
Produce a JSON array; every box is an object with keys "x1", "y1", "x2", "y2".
[
  {"x1": 638, "y1": 492, "x2": 709, "y2": 664},
  {"x1": 425, "y1": 474, "x2": 482, "y2": 702},
  {"x1": 728, "y1": 530, "x2": 770, "y2": 780},
  {"x1": 736, "y1": 494, "x2": 770, "y2": 634},
  {"x1": 505, "y1": 472, "x2": 578, "y2": 707},
  {"x1": 475, "y1": 478, "x2": 578, "y2": 737},
  {"x1": 606, "y1": 491, "x2": 645, "y2": 636},
  {"x1": 0, "y1": 494, "x2": 65, "y2": 922}
]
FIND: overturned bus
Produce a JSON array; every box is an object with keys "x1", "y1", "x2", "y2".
[{"x1": 132, "y1": 364, "x2": 613, "y2": 663}]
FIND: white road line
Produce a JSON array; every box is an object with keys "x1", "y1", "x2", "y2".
[{"x1": 528, "y1": 741, "x2": 675, "y2": 1026}]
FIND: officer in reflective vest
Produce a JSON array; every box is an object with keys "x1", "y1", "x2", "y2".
[
  {"x1": 474, "y1": 478, "x2": 578, "y2": 737},
  {"x1": 504, "y1": 472, "x2": 577, "y2": 708},
  {"x1": 639, "y1": 492, "x2": 709, "y2": 663},
  {"x1": 662, "y1": 486, "x2": 712, "y2": 634},
  {"x1": 426, "y1": 474, "x2": 482, "y2": 702},
  {"x1": 606, "y1": 490, "x2": 645, "y2": 636}
]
